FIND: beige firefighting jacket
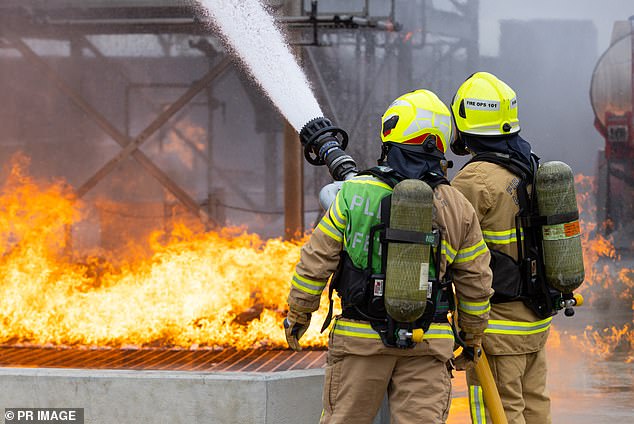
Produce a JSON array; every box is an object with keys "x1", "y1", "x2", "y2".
[
  {"x1": 287, "y1": 180, "x2": 493, "y2": 362},
  {"x1": 452, "y1": 161, "x2": 552, "y2": 355}
]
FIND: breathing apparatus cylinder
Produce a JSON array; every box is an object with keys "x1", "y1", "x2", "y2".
[
  {"x1": 384, "y1": 179, "x2": 434, "y2": 322},
  {"x1": 536, "y1": 161, "x2": 585, "y2": 293},
  {"x1": 299, "y1": 117, "x2": 359, "y2": 181}
]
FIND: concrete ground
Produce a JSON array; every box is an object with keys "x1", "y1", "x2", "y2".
[{"x1": 448, "y1": 306, "x2": 634, "y2": 424}]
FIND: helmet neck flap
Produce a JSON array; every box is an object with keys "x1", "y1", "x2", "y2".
[
  {"x1": 381, "y1": 144, "x2": 445, "y2": 180},
  {"x1": 464, "y1": 133, "x2": 533, "y2": 166}
]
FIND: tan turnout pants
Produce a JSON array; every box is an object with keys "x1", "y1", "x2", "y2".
[
  {"x1": 466, "y1": 349, "x2": 551, "y2": 424},
  {"x1": 320, "y1": 351, "x2": 452, "y2": 424}
]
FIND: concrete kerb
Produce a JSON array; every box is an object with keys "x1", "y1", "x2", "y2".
[{"x1": 0, "y1": 367, "x2": 325, "y2": 424}]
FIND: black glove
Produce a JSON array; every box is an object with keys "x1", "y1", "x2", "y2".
[{"x1": 284, "y1": 309, "x2": 311, "y2": 352}]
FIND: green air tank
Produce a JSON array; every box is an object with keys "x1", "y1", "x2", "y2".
[
  {"x1": 536, "y1": 161, "x2": 585, "y2": 293},
  {"x1": 384, "y1": 179, "x2": 433, "y2": 322}
]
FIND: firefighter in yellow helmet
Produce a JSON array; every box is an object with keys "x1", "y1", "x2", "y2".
[
  {"x1": 284, "y1": 89, "x2": 493, "y2": 423},
  {"x1": 450, "y1": 72, "x2": 553, "y2": 424}
]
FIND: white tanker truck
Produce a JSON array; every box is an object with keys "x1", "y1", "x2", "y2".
[{"x1": 591, "y1": 17, "x2": 634, "y2": 254}]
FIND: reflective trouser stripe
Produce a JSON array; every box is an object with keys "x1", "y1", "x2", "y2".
[
  {"x1": 484, "y1": 316, "x2": 552, "y2": 335},
  {"x1": 332, "y1": 321, "x2": 454, "y2": 340},
  {"x1": 469, "y1": 385, "x2": 487, "y2": 424}
]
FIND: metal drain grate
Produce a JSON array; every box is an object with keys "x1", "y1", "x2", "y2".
[{"x1": 0, "y1": 347, "x2": 327, "y2": 372}]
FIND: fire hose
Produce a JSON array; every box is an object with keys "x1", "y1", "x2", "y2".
[
  {"x1": 299, "y1": 117, "x2": 358, "y2": 182},
  {"x1": 451, "y1": 315, "x2": 508, "y2": 424},
  {"x1": 299, "y1": 117, "x2": 359, "y2": 209},
  {"x1": 474, "y1": 351, "x2": 508, "y2": 424}
]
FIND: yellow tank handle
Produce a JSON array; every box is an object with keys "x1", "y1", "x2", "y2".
[
  {"x1": 411, "y1": 328, "x2": 425, "y2": 343},
  {"x1": 573, "y1": 293, "x2": 584, "y2": 306}
]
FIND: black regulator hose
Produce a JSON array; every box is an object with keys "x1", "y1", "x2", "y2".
[{"x1": 299, "y1": 117, "x2": 358, "y2": 181}]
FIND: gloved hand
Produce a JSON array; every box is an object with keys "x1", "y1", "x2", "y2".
[
  {"x1": 284, "y1": 309, "x2": 311, "y2": 352},
  {"x1": 453, "y1": 333, "x2": 483, "y2": 371}
]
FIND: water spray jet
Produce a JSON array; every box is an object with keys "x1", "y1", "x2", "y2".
[
  {"x1": 197, "y1": 0, "x2": 323, "y2": 131},
  {"x1": 198, "y1": 1, "x2": 364, "y2": 209}
]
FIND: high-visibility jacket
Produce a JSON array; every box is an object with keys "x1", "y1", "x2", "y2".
[
  {"x1": 287, "y1": 174, "x2": 493, "y2": 360},
  {"x1": 452, "y1": 161, "x2": 551, "y2": 355}
]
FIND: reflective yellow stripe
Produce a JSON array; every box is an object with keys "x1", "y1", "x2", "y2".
[
  {"x1": 482, "y1": 228, "x2": 523, "y2": 245},
  {"x1": 329, "y1": 196, "x2": 346, "y2": 230},
  {"x1": 458, "y1": 299, "x2": 491, "y2": 316},
  {"x1": 332, "y1": 321, "x2": 453, "y2": 340},
  {"x1": 346, "y1": 177, "x2": 392, "y2": 191},
  {"x1": 333, "y1": 320, "x2": 381, "y2": 339},
  {"x1": 470, "y1": 122, "x2": 519, "y2": 135},
  {"x1": 454, "y1": 239, "x2": 488, "y2": 263},
  {"x1": 469, "y1": 385, "x2": 487, "y2": 424},
  {"x1": 291, "y1": 272, "x2": 327, "y2": 296},
  {"x1": 485, "y1": 316, "x2": 552, "y2": 335},
  {"x1": 442, "y1": 239, "x2": 457, "y2": 264},
  {"x1": 317, "y1": 216, "x2": 343, "y2": 242},
  {"x1": 424, "y1": 323, "x2": 454, "y2": 340}
]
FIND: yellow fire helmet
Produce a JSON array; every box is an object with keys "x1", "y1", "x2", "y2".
[
  {"x1": 451, "y1": 72, "x2": 520, "y2": 136},
  {"x1": 380, "y1": 89, "x2": 452, "y2": 155}
]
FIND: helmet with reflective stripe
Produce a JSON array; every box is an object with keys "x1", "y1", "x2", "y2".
[
  {"x1": 380, "y1": 89, "x2": 452, "y2": 155},
  {"x1": 451, "y1": 72, "x2": 520, "y2": 136}
]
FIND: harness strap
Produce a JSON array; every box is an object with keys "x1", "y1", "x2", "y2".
[
  {"x1": 357, "y1": 167, "x2": 400, "y2": 188},
  {"x1": 529, "y1": 211, "x2": 579, "y2": 227},
  {"x1": 321, "y1": 282, "x2": 337, "y2": 333},
  {"x1": 465, "y1": 152, "x2": 533, "y2": 181},
  {"x1": 358, "y1": 166, "x2": 450, "y2": 190},
  {"x1": 466, "y1": 153, "x2": 560, "y2": 317},
  {"x1": 383, "y1": 228, "x2": 438, "y2": 245},
  {"x1": 321, "y1": 250, "x2": 348, "y2": 333}
]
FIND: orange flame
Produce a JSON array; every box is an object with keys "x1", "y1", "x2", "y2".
[
  {"x1": 575, "y1": 175, "x2": 630, "y2": 300},
  {"x1": 0, "y1": 154, "x2": 334, "y2": 350},
  {"x1": 1, "y1": 163, "x2": 631, "y2": 357},
  {"x1": 579, "y1": 325, "x2": 634, "y2": 363},
  {"x1": 569, "y1": 174, "x2": 634, "y2": 361},
  {"x1": 548, "y1": 323, "x2": 634, "y2": 364}
]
